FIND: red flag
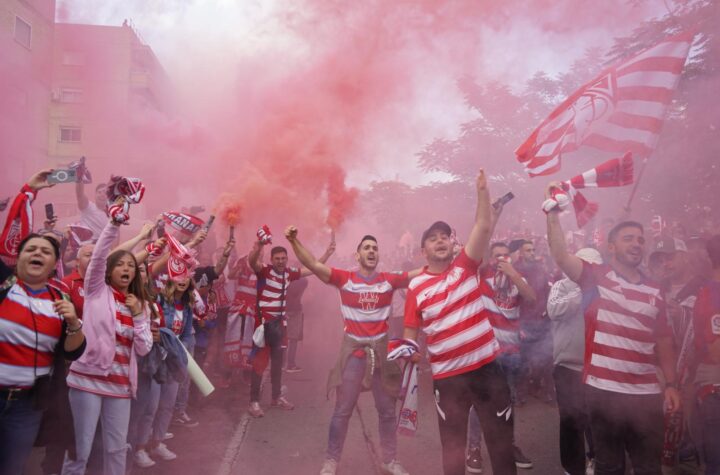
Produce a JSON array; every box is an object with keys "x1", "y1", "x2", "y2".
[{"x1": 516, "y1": 32, "x2": 693, "y2": 176}]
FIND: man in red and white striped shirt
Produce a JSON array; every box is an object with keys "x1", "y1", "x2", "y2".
[
  {"x1": 285, "y1": 226, "x2": 418, "y2": 475},
  {"x1": 247, "y1": 235, "x2": 334, "y2": 417},
  {"x1": 545, "y1": 182, "x2": 680, "y2": 475},
  {"x1": 403, "y1": 170, "x2": 516, "y2": 475}
]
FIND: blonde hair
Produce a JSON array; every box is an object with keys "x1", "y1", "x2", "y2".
[{"x1": 162, "y1": 277, "x2": 197, "y2": 306}]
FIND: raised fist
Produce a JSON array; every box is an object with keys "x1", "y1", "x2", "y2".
[{"x1": 257, "y1": 225, "x2": 273, "y2": 245}]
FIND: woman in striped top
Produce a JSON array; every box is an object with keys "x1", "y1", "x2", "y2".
[
  {"x1": 0, "y1": 171, "x2": 87, "y2": 475},
  {"x1": 62, "y1": 219, "x2": 153, "y2": 475}
]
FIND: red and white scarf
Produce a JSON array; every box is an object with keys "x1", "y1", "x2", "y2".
[
  {"x1": 387, "y1": 338, "x2": 420, "y2": 436},
  {"x1": 0, "y1": 185, "x2": 36, "y2": 265},
  {"x1": 106, "y1": 176, "x2": 145, "y2": 224},
  {"x1": 543, "y1": 152, "x2": 634, "y2": 228},
  {"x1": 166, "y1": 233, "x2": 199, "y2": 283}
]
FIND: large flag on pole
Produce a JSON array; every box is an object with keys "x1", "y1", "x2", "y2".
[{"x1": 516, "y1": 32, "x2": 693, "y2": 177}]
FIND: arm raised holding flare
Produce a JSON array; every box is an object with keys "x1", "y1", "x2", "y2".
[{"x1": 545, "y1": 181, "x2": 584, "y2": 282}]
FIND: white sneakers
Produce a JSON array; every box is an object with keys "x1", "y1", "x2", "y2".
[
  {"x1": 151, "y1": 442, "x2": 178, "y2": 461},
  {"x1": 248, "y1": 401, "x2": 265, "y2": 418},
  {"x1": 320, "y1": 459, "x2": 338, "y2": 475},
  {"x1": 133, "y1": 449, "x2": 155, "y2": 468},
  {"x1": 381, "y1": 460, "x2": 410, "y2": 475}
]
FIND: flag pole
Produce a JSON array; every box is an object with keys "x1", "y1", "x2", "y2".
[{"x1": 623, "y1": 155, "x2": 649, "y2": 214}]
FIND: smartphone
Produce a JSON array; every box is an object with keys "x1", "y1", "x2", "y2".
[
  {"x1": 493, "y1": 191, "x2": 515, "y2": 209},
  {"x1": 156, "y1": 220, "x2": 166, "y2": 238},
  {"x1": 0, "y1": 197, "x2": 9, "y2": 212},
  {"x1": 47, "y1": 169, "x2": 78, "y2": 184},
  {"x1": 45, "y1": 203, "x2": 55, "y2": 221}
]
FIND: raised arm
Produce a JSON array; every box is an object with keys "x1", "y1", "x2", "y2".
[
  {"x1": 248, "y1": 240, "x2": 264, "y2": 273},
  {"x1": 75, "y1": 180, "x2": 89, "y2": 211},
  {"x1": 214, "y1": 237, "x2": 236, "y2": 276},
  {"x1": 85, "y1": 220, "x2": 120, "y2": 297},
  {"x1": 464, "y1": 169, "x2": 493, "y2": 262},
  {"x1": 545, "y1": 183, "x2": 583, "y2": 282},
  {"x1": 285, "y1": 226, "x2": 333, "y2": 283},
  {"x1": 115, "y1": 222, "x2": 154, "y2": 254}
]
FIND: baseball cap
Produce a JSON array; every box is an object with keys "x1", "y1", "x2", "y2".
[
  {"x1": 420, "y1": 221, "x2": 452, "y2": 248},
  {"x1": 651, "y1": 237, "x2": 687, "y2": 257}
]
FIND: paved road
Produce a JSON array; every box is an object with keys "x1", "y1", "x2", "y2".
[{"x1": 27, "y1": 284, "x2": 566, "y2": 475}]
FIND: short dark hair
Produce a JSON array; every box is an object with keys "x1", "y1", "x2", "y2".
[
  {"x1": 270, "y1": 246, "x2": 287, "y2": 257},
  {"x1": 357, "y1": 235, "x2": 378, "y2": 251},
  {"x1": 707, "y1": 235, "x2": 720, "y2": 268},
  {"x1": 608, "y1": 221, "x2": 644, "y2": 243},
  {"x1": 490, "y1": 242, "x2": 509, "y2": 252},
  {"x1": 18, "y1": 233, "x2": 60, "y2": 261}
]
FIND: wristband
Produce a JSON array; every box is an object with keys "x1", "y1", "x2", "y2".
[
  {"x1": 665, "y1": 381, "x2": 678, "y2": 390},
  {"x1": 66, "y1": 319, "x2": 83, "y2": 335}
]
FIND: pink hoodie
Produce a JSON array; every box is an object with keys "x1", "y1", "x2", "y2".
[{"x1": 69, "y1": 222, "x2": 152, "y2": 398}]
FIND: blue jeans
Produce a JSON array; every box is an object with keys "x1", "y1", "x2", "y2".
[
  {"x1": 152, "y1": 378, "x2": 179, "y2": 442},
  {"x1": 128, "y1": 371, "x2": 161, "y2": 448},
  {"x1": 327, "y1": 355, "x2": 397, "y2": 464},
  {"x1": 698, "y1": 393, "x2": 720, "y2": 475},
  {"x1": 175, "y1": 338, "x2": 195, "y2": 414},
  {"x1": 0, "y1": 396, "x2": 43, "y2": 475}
]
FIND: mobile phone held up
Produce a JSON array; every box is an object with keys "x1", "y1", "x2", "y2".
[
  {"x1": 45, "y1": 203, "x2": 55, "y2": 221},
  {"x1": 47, "y1": 169, "x2": 78, "y2": 184},
  {"x1": 156, "y1": 220, "x2": 166, "y2": 239},
  {"x1": 493, "y1": 191, "x2": 515, "y2": 210}
]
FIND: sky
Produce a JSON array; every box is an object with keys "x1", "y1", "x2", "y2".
[{"x1": 55, "y1": 0, "x2": 667, "y2": 188}]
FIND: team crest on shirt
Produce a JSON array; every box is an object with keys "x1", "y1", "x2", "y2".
[
  {"x1": 358, "y1": 291, "x2": 380, "y2": 311},
  {"x1": 445, "y1": 267, "x2": 463, "y2": 286},
  {"x1": 711, "y1": 314, "x2": 720, "y2": 335}
]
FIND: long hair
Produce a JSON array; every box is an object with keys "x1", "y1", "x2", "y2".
[
  {"x1": 105, "y1": 250, "x2": 147, "y2": 305},
  {"x1": 140, "y1": 261, "x2": 160, "y2": 321},
  {"x1": 162, "y1": 277, "x2": 196, "y2": 307}
]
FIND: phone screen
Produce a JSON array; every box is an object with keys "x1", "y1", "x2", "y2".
[{"x1": 45, "y1": 203, "x2": 55, "y2": 220}]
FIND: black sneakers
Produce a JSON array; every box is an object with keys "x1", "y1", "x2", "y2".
[
  {"x1": 466, "y1": 446, "x2": 483, "y2": 473},
  {"x1": 513, "y1": 445, "x2": 533, "y2": 469}
]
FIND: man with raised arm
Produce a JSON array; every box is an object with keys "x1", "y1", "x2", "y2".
[
  {"x1": 543, "y1": 182, "x2": 681, "y2": 475},
  {"x1": 403, "y1": 170, "x2": 516, "y2": 475},
  {"x1": 247, "y1": 228, "x2": 334, "y2": 418},
  {"x1": 285, "y1": 226, "x2": 419, "y2": 475}
]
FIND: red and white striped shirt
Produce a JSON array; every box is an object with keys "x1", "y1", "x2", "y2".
[
  {"x1": 232, "y1": 260, "x2": 257, "y2": 314},
  {"x1": 479, "y1": 267, "x2": 523, "y2": 354},
  {"x1": 404, "y1": 250, "x2": 499, "y2": 380},
  {"x1": 0, "y1": 283, "x2": 63, "y2": 388},
  {"x1": 579, "y1": 262, "x2": 671, "y2": 395},
  {"x1": 67, "y1": 289, "x2": 134, "y2": 398},
  {"x1": 329, "y1": 269, "x2": 409, "y2": 343},
  {"x1": 256, "y1": 265, "x2": 301, "y2": 319}
]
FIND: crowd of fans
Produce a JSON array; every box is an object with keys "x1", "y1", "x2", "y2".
[{"x1": 0, "y1": 166, "x2": 718, "y2": 475}]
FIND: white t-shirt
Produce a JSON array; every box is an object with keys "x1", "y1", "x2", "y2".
[{"x1": 79, "y1": 202, "x2": 107, "y2": 238}]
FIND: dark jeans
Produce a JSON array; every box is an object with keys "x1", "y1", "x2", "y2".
[
  {"x1": 553, "y1": 366, "x2": 593, "y2": 475},
  {"x1": 0, "y1": 395, "x2": 43, "y2": 475},
  {"x1": 286, "y1": 339, "x2": 299, "y2": 368},
  {"x1": 250, "y1": 319, "x2": 284, "y2": 401},
  {"x1": 698, "y1": 393, "x2": 720, "y2": 474},
  {"x1": 327, "y1": 356, "x2": 397, "y2": 463},
  {"x1": 585, "y1": 385, "x2": 663, "y2": 475},
  {"x1": 433, "y1": 361, "x2": 516, "y2": 475}
]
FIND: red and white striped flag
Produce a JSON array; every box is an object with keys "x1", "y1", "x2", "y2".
[{"x1": 516, "y1": 32, "x2": 693, "y2": 177}]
